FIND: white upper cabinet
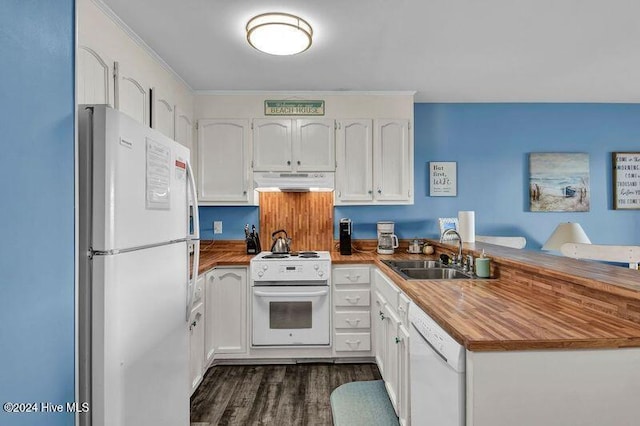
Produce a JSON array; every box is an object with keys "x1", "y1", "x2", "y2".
[
  {"x1": 252, "y1": 119, "x2": 292, "y2": 171},
  {"x1": 253, "y1": 118, "x2": 335, "y2": 172},
  {"x1": 77, "y1": 46, "x2": 113, "y2": 106},
  {"x1": 374, "y1": 119, "x2": 412, "y2": 202},
  {"x1": 174, "y1": 107, "x2": 194, "y2": 153},
  {"x1": 151, "y1": 87, "x2": 175, "y2": 139},
  {"x1": 336, "y1": 118, "x2": 412, "y2": 204},
  {"x1": 336, "y1": 119, "x2": 374, "y2": 202},
  {"x1": 294, "y1": 119, "x2": 336, "y2": 171},
  {"x1": 114, "y1": 61, "x2": 149, "y2": 126},
  {"x1": 197, "y1": 119, "x2": 253, "y2": 204}
]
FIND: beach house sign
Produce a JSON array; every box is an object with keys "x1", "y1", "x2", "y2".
[{"x1": 264, "y1": 100, "x2": 325, "y2": 116}]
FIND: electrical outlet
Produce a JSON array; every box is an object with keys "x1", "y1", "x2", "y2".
[{"x1": 213, "y1": 221, "x2": 223, "y2": 234}]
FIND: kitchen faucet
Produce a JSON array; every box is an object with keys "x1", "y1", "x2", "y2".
[{"x1": 440, "y1": 229, "x2": 463, "y2": 265}]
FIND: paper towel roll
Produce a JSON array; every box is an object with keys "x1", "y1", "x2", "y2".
[{"x1": 458, "y1": 211, "x2": 475, "y2": 243}]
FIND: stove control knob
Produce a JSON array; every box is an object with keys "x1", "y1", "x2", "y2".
[
  {"x1": 262, "y1": 264, "x2": 268, "y2": 271},
  {"x1": 258, "y1": 271, "x2": 264, "y2": 278},
  {"x1": 313, "y1": 264, "x2": 319, "y2": 270}
]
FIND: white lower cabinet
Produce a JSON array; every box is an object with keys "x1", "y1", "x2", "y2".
[
  {"x1": 189, "y1": 301, "x2": 205, "y2": 395},
  {"x1": 373, "y1": 268, "x2": 411, "y2": 424},
  {"x1": 333, "y1": 266, "x2": 372, "y2": 357},
  {"x1": 205, "y1": 267, "x2": 248, "y2": 363}
]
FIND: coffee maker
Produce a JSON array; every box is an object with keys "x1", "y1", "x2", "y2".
[
  {"x1": 339, "y1": 218, "x2": 352, "y2": 255},
  {"x1": 377, "y1": 221, "x2": 399, "y2": 255}
]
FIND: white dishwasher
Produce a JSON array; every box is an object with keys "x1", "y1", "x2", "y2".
[{"x1": 409, "y1": 302, "x2": 465, "y2": 426}]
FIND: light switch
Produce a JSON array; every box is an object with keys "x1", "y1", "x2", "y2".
[{"x1": 213, "y1": 221, "x2": 222, "y2": 234}]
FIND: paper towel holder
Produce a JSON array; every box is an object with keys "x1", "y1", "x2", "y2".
[{"x1": 438, "y1": 217, "x2": 459, "y2": 241}]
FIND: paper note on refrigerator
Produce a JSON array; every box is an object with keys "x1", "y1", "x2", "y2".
[{"x1": 146, "y1": 137, "x2": 171, "y2": 209}]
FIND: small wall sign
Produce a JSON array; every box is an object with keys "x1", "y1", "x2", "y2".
[
  {"x1": 429, "y1": 161, "x2": 457, "y2": 196},
  {"x1": 264, "y1": 100, "x2": 325, "y2": 116},
  {"x1": 613, "y1": 152, "x2": 640, "y2": 210}
]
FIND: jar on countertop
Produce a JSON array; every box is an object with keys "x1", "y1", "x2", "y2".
[{"x1": 422, "y1": 243, "x2": 434, "y2": 255}]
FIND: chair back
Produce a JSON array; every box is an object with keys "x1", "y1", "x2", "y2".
[
  {"x1": 475, "y1": 235, "x2": 526, "y2": 249},
  {"x1": 560, "y1": 243, "x2": 640, "y2": 269}
]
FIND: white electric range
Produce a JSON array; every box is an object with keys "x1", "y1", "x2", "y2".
[{"x1": 250, "y1": 251, "x2": 331, "y2": 346}]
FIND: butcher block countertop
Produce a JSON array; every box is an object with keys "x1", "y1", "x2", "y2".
[{"x1": 198, "y1": 240, "x2": 640, "y2": 352}]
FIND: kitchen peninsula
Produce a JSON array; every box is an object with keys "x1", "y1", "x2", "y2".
[{"x1": 198, "y1": 239, "x2": 640, "y2": 426}]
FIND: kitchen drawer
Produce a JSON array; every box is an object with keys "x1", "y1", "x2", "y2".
[
  {"x1": 335, "y1": 311, "x2": 371, "y2": 329},
  {"x1": 334, "y1": 289, "x2": 370, "y2": 307},
  {"x1": 334, "y1": 332, "x2": 371, "y2": 352},
  {"x1": 373, "y1": 269, "x2": 399, "y2": 308},
  {"x1": 333, "y1": 267, "x2": 370, "y2": 285}
]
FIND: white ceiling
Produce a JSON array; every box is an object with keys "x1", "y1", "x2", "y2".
[{"x1": 101, "y1": 0, "x2": 640, "y2": 102}]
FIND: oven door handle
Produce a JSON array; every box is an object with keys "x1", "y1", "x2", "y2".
[{"x1": 254, "y1": 289, "x2": 329, "y2": 298}]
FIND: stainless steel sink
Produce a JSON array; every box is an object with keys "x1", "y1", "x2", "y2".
[
  {"x1": 382, "y1": 260, "x2": 445, "y2": 269},
  {"x1": 398, "y1": 268, "x2": 473, "y2": 280},
  {"x1": 382, "y1": 259, "x2": 475, "y2": 280}
]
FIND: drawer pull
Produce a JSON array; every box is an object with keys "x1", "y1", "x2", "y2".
[
  {"x1": 345, "y1": 318, "x2": 361, "y2": 327},
  {"x1": 345, "y1": 339, "x2": 361, "y2": 348},
  {"x1": 346, "y1": 274, "x2": 361, "y2": 282},
  {"x1": 345, "y1": 296, "x2": 361, "y2": 304}
]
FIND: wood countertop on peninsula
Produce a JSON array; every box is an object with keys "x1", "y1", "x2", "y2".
[{"x1": 197, "y1": 240, "x2": 640, "y2": 352}]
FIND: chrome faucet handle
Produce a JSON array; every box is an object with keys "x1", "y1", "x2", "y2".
[{"x1": 463, "y1": 254, "x2": 474, "y2": 272}]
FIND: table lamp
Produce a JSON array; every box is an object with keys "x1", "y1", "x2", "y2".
[{"x1": 542, "y1": 222, "x2": 591, "y2": 251}]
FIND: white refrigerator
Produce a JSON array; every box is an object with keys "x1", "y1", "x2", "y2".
[{"x1": 78, "y1": 105, "x2": 199, "y2": 426}]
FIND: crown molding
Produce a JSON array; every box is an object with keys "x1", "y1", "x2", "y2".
[
  {"x1": 194, "y1": 90, "x2": 417, "y2": 97},
  {"x1": 90, "y1": 0, "x2": 193, "y2": 93}
]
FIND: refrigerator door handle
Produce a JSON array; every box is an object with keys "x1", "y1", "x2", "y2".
[
  {"x1": 186, "y1": 160, "x2": 200, "y2": 241},
  {"x1": 186, "y1": 160, "x2": 200, "y2": 321}
]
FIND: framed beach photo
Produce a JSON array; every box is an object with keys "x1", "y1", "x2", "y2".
[
  {"x1": 529, "y1": 153, "x2": 590, "y2": 212},
  {"x1": 438, "y1": 217, "x2": 459, "y2": 240}
]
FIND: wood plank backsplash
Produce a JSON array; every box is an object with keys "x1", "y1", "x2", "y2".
[{"x1": 259, "y1": 192, "x2": 333, "y2": 252}]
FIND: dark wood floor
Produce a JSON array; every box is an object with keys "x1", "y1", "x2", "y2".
[{"x1": 191, "y1": 363, "x2": 382, "y2": 426}]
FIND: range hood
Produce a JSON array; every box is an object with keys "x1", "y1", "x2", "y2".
[{"x1": 253, "y1": 172, "x2": 335, "y2": 192}]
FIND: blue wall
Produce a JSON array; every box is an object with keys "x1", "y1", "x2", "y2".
[
  {"x1": 0, "y1": 2, "x2": 76, "y2": 425},
  {"x1": 202, "y1": 103, "x2": 640, "y2": 249}
]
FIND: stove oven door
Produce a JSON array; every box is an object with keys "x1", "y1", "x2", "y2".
[{"x1": 252, "y1": 285, "x2": 330, "y2": 346}]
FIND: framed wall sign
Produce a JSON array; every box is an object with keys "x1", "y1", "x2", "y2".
[
  {"x1": 429, "y1": 162, "x2": 457, "y2": 196},
  {"x1": 264, "y1": 100, "x2": 325, "y2": 116},
  {"x1": 438, "y1": 217, "x2": 459, "y2": 240},
  {"x1": 613, "y1": 152, "x2": 640, "y2": 210}
]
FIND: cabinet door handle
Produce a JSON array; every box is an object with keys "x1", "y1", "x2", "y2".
[
  {"x1": 345, "y1": 296, "x2": 361, "y2": 304},
  {"x1": 368, "y1": 190, "x2": 373, "y2": 195},
  {"x1": 377, "y1": 189, "x2": 382, "y2": 194},
  {"x1": 395, "y1": 337, "x2": 401, "y2": 344},
  {"x1": 379, "y1": 311, "x2": 385, "y2": 320},
  {"x1": 345, "y1": 318, "x2": 361, "y2": 327}
]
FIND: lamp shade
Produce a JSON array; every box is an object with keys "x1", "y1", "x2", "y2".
[
  {"x1": 542, "y1": 222, "x2": 591, "y2": 251},
  {"x1": 246, "y1": 13, "x2": 313, "y2": 56}
]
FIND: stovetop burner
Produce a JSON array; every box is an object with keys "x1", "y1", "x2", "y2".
[
  {"x1": 262, "y1": 253, "x2": 289, "y2": 259},
  {"x1": 299, "y1": 251, "x2": 319, "y2": 258}
]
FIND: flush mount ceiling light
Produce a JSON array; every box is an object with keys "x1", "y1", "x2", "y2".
[{"x1": 246, "y1": 12, "x2": 313, "y2": 56}]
